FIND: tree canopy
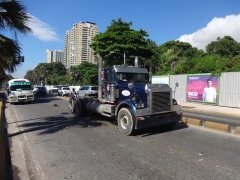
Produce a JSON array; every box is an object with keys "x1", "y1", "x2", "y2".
[
  {"x1": 206, "y1": 36, "x2": 240, "y2": 57},
  {"x1": 24, "y1": 62, "x2": 98, "y2": 86},
  {"x1": 90, "y1": 18, "x2": 153, "y2": 67}
]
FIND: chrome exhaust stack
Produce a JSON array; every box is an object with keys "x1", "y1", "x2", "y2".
[
  {"x1": 134, "y1": 56, "x2": 138, "y2": 67},
  {"x1": 97, "y1": 54, "x2": 105, "y2": 103}
]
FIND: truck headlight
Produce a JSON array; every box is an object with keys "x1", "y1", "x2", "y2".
[
  {"x1": 10, "y1": 92, "x2": 16, "y2": 96},
  {"x1": 135, "y1": 102, "x2": 145, "y2": 109}
]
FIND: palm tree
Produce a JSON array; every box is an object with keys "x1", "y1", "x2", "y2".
[
  {"x1": 0, "y1": 0, "x2": 32, "y2": 78},
  {"x1": 68, "y1": 66, "x2": 80, "y2": 84},
  {"x1": 34, "y1": 64, "x2": 45, "y2": 86},
  {"x1": 24, "y1": 70, "x2": 35, "y2": 84}
]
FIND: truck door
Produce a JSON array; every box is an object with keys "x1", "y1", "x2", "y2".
[{"x1": 104, "y1": 69, "x2": 115, "y2": 101}]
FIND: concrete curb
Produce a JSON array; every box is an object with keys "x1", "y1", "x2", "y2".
[
  {"x1": 204, "y1": 121, "x2": 231, "y2": 133},
  {"x1": 235, "y1": 126, "x2": 240, "y2": 134},
  {"x1": 182, "y1": 116, "x2": 239, "y2": 135},
  {"x1": 181, "y1": 117, "x2": 202, "y2": 126},
  {"x1": 181, "y1": 107, "x2": 240, "y2": 118}
]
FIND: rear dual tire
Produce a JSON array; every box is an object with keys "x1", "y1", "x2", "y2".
[{"x1": 69, "y1": 98, "x2": 86, "y2": 116}]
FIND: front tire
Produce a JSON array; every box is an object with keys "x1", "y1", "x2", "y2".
[{"x1": 117, "y1": 107, "x2": 136, "y2": 135}]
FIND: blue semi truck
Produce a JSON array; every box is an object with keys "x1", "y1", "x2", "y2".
[{"x1": 72, "y1": 55, "x2": 182, "y2": 135}]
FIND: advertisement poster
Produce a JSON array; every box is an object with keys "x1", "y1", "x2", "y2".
[
  {"x1": 152, "y1": 76, "x2": 169, "y2": 85},
  {"x1": 187, "y1": 75, "x2": 219, "y2": 103}
]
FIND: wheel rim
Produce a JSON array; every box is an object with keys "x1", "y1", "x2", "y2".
[
  {"x1": 69, "y1": 103, "x2": 72, "y2": 111},
  {"x1": 120, "y1": 114, "x2": 129, "y2": 130}
]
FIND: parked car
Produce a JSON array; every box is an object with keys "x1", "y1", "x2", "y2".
[
  {"x1": 34, "y1": 86, "x2": 47, "y2": 95},
  {"x1": 58, "y1": 86, "x2": 70, "y2": 96},
  {"x1": 77, "y1": 86, "x2": 98, "y2": 97},
  {"x1": 51, "y1": 85, "x2": 61, "y2": 93}
]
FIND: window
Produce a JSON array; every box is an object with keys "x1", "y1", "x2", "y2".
[
  {"x1": 10, "y1": 85, "x2": 31, "y2": 91},
  {"x1": 105, "y1": 71, "x2": 114, "y2": 83},
  {"x1": 117, "y1": 73, "x2": 149, "y2": 83},
  {"x1": 91, "y1": 87, "x2": 98, "y2": 90},
  {"x1": 80, "y1": 86, "x2": 90, "y2": 90}
]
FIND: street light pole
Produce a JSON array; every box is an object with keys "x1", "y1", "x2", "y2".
[{"x1": 123, "y1": 50, "x2": 126, "y2": 65}]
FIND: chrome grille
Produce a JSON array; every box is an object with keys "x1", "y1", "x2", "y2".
[
  {"x1": 152, "y1": 92, "x2": 170, "y2": 113},
  {"x1": 18, "y1": 95, "x2": 26, "y2": 98}
]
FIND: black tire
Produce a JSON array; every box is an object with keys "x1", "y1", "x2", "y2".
[
  {"x1": 69, "y1": 99, "x2": 74, "y2": 114},
  {"x1": 75, "y1": 99, "x2": 81, "y2": 115},
  {"x1": 82, "y1": 98, "x2": 88, "y2": 116},
  {"x1": 117, "y1": 107, "x2": 136, "y2": 135},
  {"x1": 75, "y1": 98, "x2": 86, "y2": 116}
]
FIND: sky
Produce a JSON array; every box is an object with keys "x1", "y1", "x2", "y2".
[{"x1": 4, "y1": 0, "x2": 240, "y2": 78}]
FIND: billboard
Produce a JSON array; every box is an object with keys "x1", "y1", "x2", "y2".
[
  {"x1": 152, "y1": 76, "x2": 169, "y2": 85},
  {"x1": 187, "y1": 75, "x2": 219, "y2": 103}
]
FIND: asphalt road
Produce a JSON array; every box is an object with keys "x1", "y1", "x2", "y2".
[{"x1": 4, "y1": 92, "x2": 240, "y2": 180}]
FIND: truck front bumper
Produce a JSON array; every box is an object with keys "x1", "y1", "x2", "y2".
[{"x1": 135, "y1": 111, "x2": 182, "y2": 129}]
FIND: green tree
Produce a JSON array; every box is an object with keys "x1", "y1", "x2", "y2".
[
  {"x1": 90, "y1": 18, "x2": 153, "y2": 67},
  {"x1": 24, "y1": 70, "x2": 36, "y2": 84},
  {"x1": 0, "y1": 0, "x2": 32, "y2": 79},
  {"x1": 25, "y1": 62, "x2": 67, "y2": 85},
  {"x1": 42, "y1": 62, "x2": 67, "y2": 85},
  {"x1": 158, "y1": 40, "x2": 203, "y2": 75},
  {"x1": 144, "y1": 39, "x2": 161, "y2": 75},
  {"x1": 68, "y1": 66, "x2": 80, "y2": 85},
  {"x1": 206, "y1": 36, "x2": 240, "y2": 57},
  {"x1": 34, "y1": 63, "x2": 45, "y2": 85},
  {"x1": 77, "y1": 62, "x2": 98, "y2": 85}
]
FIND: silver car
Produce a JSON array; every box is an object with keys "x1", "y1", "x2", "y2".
[{"x1": 77, "y1": 86, "x2": 98, "y2": 97}]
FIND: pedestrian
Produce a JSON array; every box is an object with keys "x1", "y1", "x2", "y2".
[{"x1": 69, "y1": 87, "x2": 76, "y2": 103}]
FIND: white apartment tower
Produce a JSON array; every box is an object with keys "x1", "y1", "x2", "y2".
[
  {"x1": 46, "y1": 50, "x2": 64, "y2": 63},
  {"x1": 64, "y1": 21, "x2": 99, "y2": 69}
]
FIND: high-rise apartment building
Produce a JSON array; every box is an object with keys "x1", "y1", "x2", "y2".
[
  {"x1": 46, "y1": 50, "x2": 64, "y2": 64},
  {"x1": 64, "y1": 21, "x2": 99, "y2": 69}
]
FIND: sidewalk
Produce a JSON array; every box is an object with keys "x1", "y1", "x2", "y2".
[{"x1": 179, "y1": 101, "x2": 240, "y2": 117}]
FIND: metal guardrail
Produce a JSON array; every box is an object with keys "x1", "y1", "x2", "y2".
[{"x1": 0, "y1": 99, "x2": 6, "y2": 180}]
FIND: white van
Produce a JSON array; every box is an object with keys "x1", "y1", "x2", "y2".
[{"x1": 6, "y1": 79, "x2": 34, "y2": 103}]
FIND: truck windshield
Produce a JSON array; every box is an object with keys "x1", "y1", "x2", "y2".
[
  {"x1": 117, "y1": 73, "x2": 149, "y2": 83},
  {"x1": 10, "y1": 85, "x2": 32, "y2": 91}
]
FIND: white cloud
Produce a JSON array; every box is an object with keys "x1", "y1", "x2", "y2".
[
  {"x1": 177, "y1": 14, "x2": 240, "y2": 50},
  {"x1": 27, "y1": 14, "x2": 60, "y2": 42}
]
